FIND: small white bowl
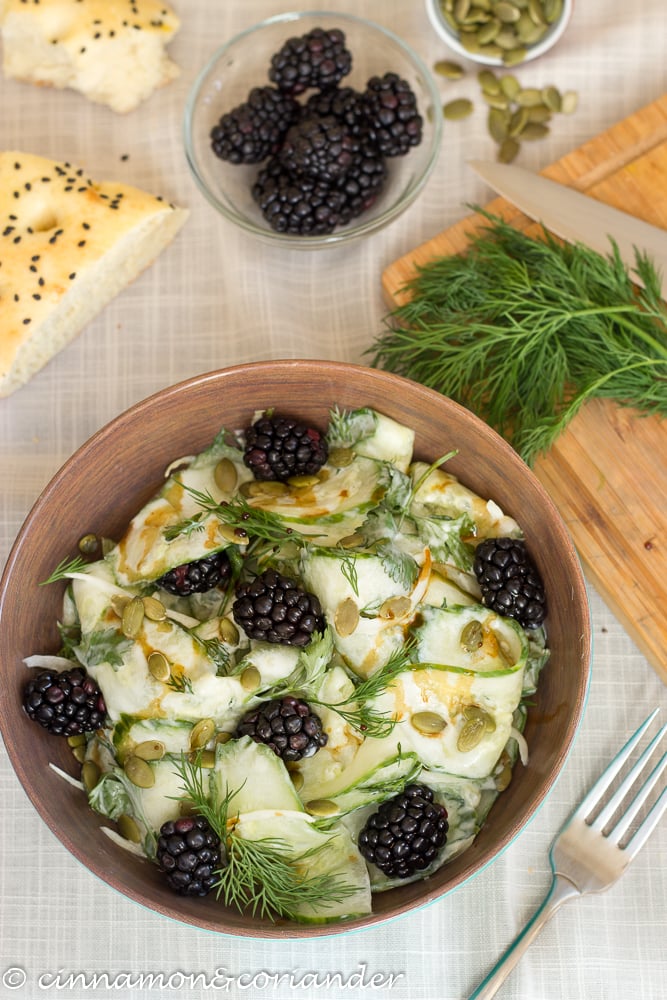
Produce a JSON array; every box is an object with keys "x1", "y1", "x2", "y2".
[{"x1": 425, "y1": 0, "x2": 573, "y2": 67}]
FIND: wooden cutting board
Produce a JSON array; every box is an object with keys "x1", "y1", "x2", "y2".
[{"x1": 382, "y1": 94, "x2": 667, "y2": 684}]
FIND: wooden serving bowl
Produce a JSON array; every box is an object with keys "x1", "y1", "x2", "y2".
[{"x1": 0, "y1": 361, "x2": 591, "y2": 937}]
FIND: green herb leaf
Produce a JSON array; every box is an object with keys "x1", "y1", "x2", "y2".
[
  {"x1": 370, "y1": 212, "x2": 667, "y2": 465},
  {"x1": 41, "y1": 556, "x2": 89, "y2": 585},
  {"x1": 77, "y1": 628, "x2": 134, "y2": 669}
]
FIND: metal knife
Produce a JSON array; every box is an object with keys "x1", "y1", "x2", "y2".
[{"x1": 468, "y1": 159, "x2": 667, "y2": 298}]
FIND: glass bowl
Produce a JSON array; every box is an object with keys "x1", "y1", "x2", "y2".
[
  {"x1": 425, "y1": 0, "x2": 573, "y2": 67},
  {"x1": 183, "y1": 11, "x2": 443, "y2": 249}
]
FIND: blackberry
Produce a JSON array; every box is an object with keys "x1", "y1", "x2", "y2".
[
  {"x1": 269, "y1": 27, "x2": 352, "y2": 96},
  {"x1": 358, "y1": 783, "x2": 449, "y2": 879},
  {"x1": 303, "y1": 86, "x2": 368, "y2": 138},
  {"x1": 279, "y1": 115, "x2": 359, "y2": 183},
  {"x1": 362, "y1": 73, "x2": 423, "y2": 156},
  {"x1": 210, "y1": 86, "x2": 300, "y2": 164},
  {"x1": 236, "y1": 695, "x2": 328, "y2": 761},
  {"x1": 335, "y1": 138, "x2": 387, "y2": 221},
  {"x1": 23, "y1": 666, "x2": 106, "y2": 736},
  {"x1": 156, "y1": 550, "x2": 232, "y2": 597},
  {"x1": 252, "y1": 157, "x2": 348, "y2": 235},
  {"x1": 233, "y1": 569, "x2": 325, "y2": 647},
  {"x1": 473, "y1": 536, "x2": 547, "y2": 629},
  {"x1": 243, "y1": 414, "x2": 328, "y2": 481},
  {"x1": 156, "y1": 816, "x2": 222, "y2": 896}
]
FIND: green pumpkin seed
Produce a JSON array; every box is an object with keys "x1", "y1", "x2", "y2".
[
  {"x1": 118, "y1": 814, "x2": 142, "y2": 843},
  {"x1": 454, "y1": 0, "x2": 471, "y2": 19},
  {"x1": 542, "y1": 84, "x2": 562, "y2": 111},
  {"x1": 483, "y1": 91, "x2": 510, "y2": 110},
  {"x1": 457, "y1": 716, "x2": 486, "y2": 752},
  {"x1": 497, "y1": 136, "x2": 521, "y2": 162},
  {"x1": 245, "y1": 480, "x2": 289, "y2": 498},
  {"x1": 476, "y1": 17, "x2": 502, "y2": 44},
  {"x1": 543, "y1": 0, "x2": 563, "y2": 22},
  {"x1": 516, "y1": 87, "x2": 544, "y2": 106},
  {"x1": 500, "y1": 73, "x2": 521, "y2": 99},
  {"x1": 287, "y1": 474, "x2": 321, "y2": 489},
  {"x1": 67, "y1": 733, "x2": 87, "y2": 748},
  {"x1": 215, "y1": 731, "x2": 233, "y2": 746},
  {"x1": 111, "y1": 594, "x2": 130, "y2": 618},
  {"x1": 306, "y1": 798, "x2": 340, "y2": 818},
  {"x1": 334, "y1": 597, "x2": 359, "y2": 637},
  {"x1": 517, "y1": 14, "x2": 547, "y2": 44},
  {"x1": 142, "y1": 595, "x2": 166, "y2": 621},
  {"x1": 214, "y1": 457, "x2": 238, "y2": 494},
  {"x1": 528, "y1": 0, "x2": 547, "y2": 24},
  {"x1": 290, "y1": 770, "x2": 304, "y2": 792},
  {"x1": 124, "y1": 754, "x2": 155, "y2": 788},
  {"x1": 502, "y1": 46, "x2": 527, "y2": 65},
  {"x1": 434, "y1": 59, "x2": 465, "y2": 79},
  {"x1": 526, "y1": 104, "x2": 552, "y2": 123},
  {"x1": 494, "y1": 750, "x2": 513, "y2": 791},
  {"x1": 509, "y1": 106, "x2": 529, "y2": 135},
  {"x1": 443, "y1": 98, "x2": 475, "y2": 121},
  {"x1": 133, "y1": 739, "x2": 165, "y2": 761},
  {"x1": 488, "y1": 106, "x2": 510, "y2": 142},
  {"x1": 379, "y1": 595, "x2": 412, "y2": 620},
  {"x1": 148, "y1": 650, "x2": 170, "y2": 682},
  {"x1": 190, "y1": 718, "x2": 215, "y2": 750},
  {"x1": 338, "y1": 531, "x2": 364, "y2": 548},
  {"x1": 328, "y1": 446, "x2": 354, "y2": 468},
  {"x1": 71, "y1": 744, "x2": 86, "y2": 763},
  {"x1": 460, "y1": 619, "x2": 484, "y2": 652},
  {"x1": 520, "y1": 121, "x2": 550, "y2": 140},
  {"x1": 411, "y1": 711, "x2": 447, "y2": 735},
  {"x1": 463, "y1": 704, "x2": 496, "y2": 732},
  {"x1": 81, "y1": 760, "x2": 100, "y2": 792},
  {"x1": 240, "y1": 665, "x2": 261, "y2": 691},
  {"x1": 218, "y1": 524, "x2": 246, "y2": 544},
  {"x1": 196, "y1": 749, "x2": 216, "y2": 769},
  {"x1": 122, "y1": 596, "x2": 145, "y2": 639},
  {"x1": 78, "y1": 533, "x2": 100, "y2": 557},
  {"x1": 561, "y1": 90, "x2": 579, "y2": 114},
  {"x1": 219, "y1": 618, "x2": 239, "y2": 645},
  {"x1": 495, "y1": 1, "x2": 521, "y2": 23},
  {"x1": 478, "y1": 68, "x2": 500, "y2": 94}
]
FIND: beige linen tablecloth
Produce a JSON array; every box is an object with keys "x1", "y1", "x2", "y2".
[{"x1": 1, "y1": 2, "x2": 666, "y2": 999}]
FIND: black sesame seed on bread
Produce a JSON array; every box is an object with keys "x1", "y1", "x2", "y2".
[
  {"x1": 0, "y1": 0, "x2": 180, "y2": 113},
  {"x1": 0, "y1": 151, "x2": 188, "y2": 397}
]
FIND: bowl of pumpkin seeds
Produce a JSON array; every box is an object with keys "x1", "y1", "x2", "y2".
[{"x1": 426, "y1": 0, "x2": 573, "y2": 66}]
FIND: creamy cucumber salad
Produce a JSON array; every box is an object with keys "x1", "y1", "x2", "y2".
[{"x1": 26, "y1": 406, "x2": 549, "y2": 924}]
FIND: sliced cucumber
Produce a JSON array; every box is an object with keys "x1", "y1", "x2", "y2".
[
  {"x1": 300, "y1": 735, "x2": 421, "y2": 815},
  {"x1": 410, "y1": 462, "x2": 520, "y2": 538},
  {"x1": 232, "y1": 809, "x2": 372, "y2": 922},
  {"x1": 211, "y1": 736, "x2": 304, "y2": 817}
]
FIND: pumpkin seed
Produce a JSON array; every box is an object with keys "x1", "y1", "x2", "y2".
[
  {"x1": 488, "y1": 106, "x2": 510, "y2": 142},
  {"x1": 517, "y1": 14, "x2": 547, "y2": 44},
  {"x1": 214, "y1": 457, "x2": 237, "y2": 494},
  {"x1": 516, "y1": 87, "x2": 544, "y2": 106},
  {"x1": 78, "y1": 533, "x2": 100, "y2": 557},
  {"x1": 305, "y1": 798, "x2": 340, "y2": 818},
  {"x1": 240, "y1": 665, "x2": 261, "y2": 691},
  {"x1": 498, "y1": 136, "x2": 521, "y2": 162},
  {"x1": 454, "y1": 0, "x2": 471, "y2": 19},
  {"x1": 124, "y1": 754, "x2": 155, "y2": 788},
  {"x1": 190, "y1": 718, "x2": 215, "y2": 750},
  {"x1": 483, "y1": 91, "x2": 510, "y2": 110},
  {"x1": 460, "y1": 619, "x2": 484, "y2": 652},
  {"x1": 148, "y1": 650, "x2": 170, "y2": 682},
  {"x1": 118, "y1": 814, "x2": 142, "y2": 843},
  {"x1": 334, "y1": 597, "x2": 359, "y2": 637},
  {"x1": 197, "y1": 749, "x2": 216, "y2": 769},
  {"x1": 121, "y1": 596, "x2": 145, "y2": 639},
  {"x1": 542, "y1": 84, "x2": 562, "y2": 111},
  {"x1": 328, "y1": 446, "x2": 354, "y2": 468},
  {"x1": 500, "y1": 73, "x2": 521, "y2": 99},
  {"x1": 520, "y1": 121, "x2": 550, "y2": 140},
  {"x1": 219, "y1": 618, "x2": 239, "y2": 645},
  {"x1": 502, "y1": 46, "x2": 527, "y2": 65},
  {"x1": 457, "y1": 716, "x2": 486, "y2": 752},
  {"x1": 379, "y1": 595, "x2": 412, "y2": 620},
  {"x1": 290, "y1": 770, "x2": 304, "y2": 792},
  {"x1": 111, "y1": 594, "x2": 130, "y2": 618},
  {"x1": 443, "y1": 98, "x2": 475, "y2": 121},
  {"x1": 134, "y1": 739, "x2": 165, "y2": 761},
  {"x1": 495, "y1": 27, "x2": 520, "y2": 49},
  {"x1": 528, "y1": 0, "x2": 547, "y2": 24},
  {"x1": 434, "y1": 59, "x2": 465, "y2": 79},
  {"x1": 142, "y1": 595, "x2": 166, "y2": 621},
  {"x1": 215, "y1": 731, "x2": 233, "y2": 746},
  {"x1": 71, "y1": 744, "x2": 87, "y2": 763},
  {"x1": 218, "y1": 524, "x2": 246, "y2": 545},
  {"x1": 81, "y1": 760, "x2": 100, "y2": 792},
  {"x1": 494, "y1": 750, "x2": 513, "y2": 791},
  {"x1": 463, "y1": 704, "x2": 496, "y2": 732},
  {"x1": 245, "y1": 480, "x2": 289, "y2": 498},
  {"x1": 544, "y1": 0, "x2": 563, "y2": 22},
  {"x1": 411, "y1": 711, "x2": 447, "y2": 735},
  {"x1": 495, "y1": 1, "x2": 521, "y2": 23},
  {"x1": 526, "y1": 104, "x2": 552, "y2": 123},
  {"x1": 476, "y1": 17, "x2": 502, "y2": 44},
  {"x1": 67, "y1": 733, "x2": 87, "y2": 748},
  {"x1": 561, "y1": 90, "x2": 579, "y2": 114},
  {"x1": 287, "y1": 474, "x2": 321, "y2": 489},
  {"x1": 478, "y1": 68, "x2": 500, "y2": 94},
  {"x1": 338, "y1": 531, "x2": 364, "y2": 548}
]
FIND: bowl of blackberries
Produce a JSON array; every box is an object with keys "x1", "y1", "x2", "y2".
[
  {"x1": 183, "y1": 12, "x2": 443, "y2": 246},
  {"x1": 0, "y1": 360, "x2": 591, "y2": 937}
]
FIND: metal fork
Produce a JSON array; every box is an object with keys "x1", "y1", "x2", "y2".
[{"x1": 469, "y1": 710, "x2": 667, "y2": 1000}]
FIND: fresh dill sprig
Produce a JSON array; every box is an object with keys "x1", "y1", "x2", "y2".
[
  {"x1": 41, "y1": 555, "x2": 89, "y2": 585},
  {"x1": 165, "y1": 672, "x2": 194, "y2": 694},
  {"x1": 370, "y1": 212, "x2": 667, "y2": 465},
  {"x1": 172, "y1": 753, "x2": 357, "y2": 921},
  {"x1": 173, "y1": 486, "x2": 309, "y2": 553},
  {"x1": 163, "y1": 513, "x2": 206, "y2": 542}
]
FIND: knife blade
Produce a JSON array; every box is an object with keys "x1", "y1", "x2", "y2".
[{"x1": 468, "y1": 159, "x2": 667, "y2": 298}]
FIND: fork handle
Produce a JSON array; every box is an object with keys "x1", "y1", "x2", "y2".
[{"x1": 468, "y1": 873, "x2": 580, "y2": 1000}]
